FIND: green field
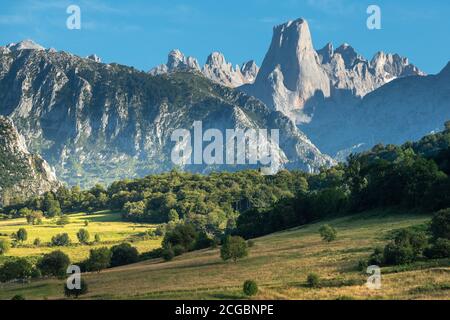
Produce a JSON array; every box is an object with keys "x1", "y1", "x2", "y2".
[
  {"x1": 1, "y1": 210, "x2": 448, "y2": 300},
  {"x1": 0, "y1": 211, "x2": 161, "y2": 262}
]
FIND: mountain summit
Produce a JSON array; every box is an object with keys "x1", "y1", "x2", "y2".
[
  {"x1": 242, "y1": 18, "x2": 425, "y2": 124},
  {"x1": 242, "y1": 19, "x2": 330, "y2": 122}
]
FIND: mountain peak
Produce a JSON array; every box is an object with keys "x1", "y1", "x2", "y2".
[
  {"x1": 6, "y1": 39, "x2": 45, "y2": 51},
  {"x1": 87, "y1": 54, "x2": 101, "y2": 63},
  {"x1": 317, "y1": 42, "x2": 334, "y2": 64}
]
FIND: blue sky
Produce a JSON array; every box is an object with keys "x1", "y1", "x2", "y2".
[{"x1": 0, "y1": 0, "x2": 449, "y2": 74}]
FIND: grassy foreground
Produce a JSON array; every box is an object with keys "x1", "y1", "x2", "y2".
[
  {"x1": 0, "y1": 210, "x2": 449, "y2": 300},
  {"x1": 0, "y1": 211, "x2": 161, "y2": 262}
]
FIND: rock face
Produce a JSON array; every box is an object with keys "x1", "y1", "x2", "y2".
[
  {"x1": 242, "y1": 18, "x2": 425, "y2": 124},
  {"x1": 150, "y1": 50, "x2": 259, "y2": 87},
  {"x1": 0, "y1": 41, "x2": 333, "y2": 187},
  {"x1": 303, "y1": 62, "x2": 450, "y2": 158},
  {"x1": 0, "y1": 116, "x2": 61, "y2": 206},
  {"x1": 242, "y1": 19, "x2": 331, "y2": 123}
]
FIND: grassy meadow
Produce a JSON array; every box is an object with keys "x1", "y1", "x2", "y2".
[
  {"x1": 0, "y1": 211, "x2": 161, "y2": 262},
  {"x1": 0, "y1": 210, "x2": 448, "y2": 300}
]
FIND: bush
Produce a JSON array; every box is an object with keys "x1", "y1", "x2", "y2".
[
  {"x1": 172, "y1": 244, "x2": 186, "y2": 256},
  {"x1": 162, "y1": 246, "x2": 175, "y2": 261},
  {"x1": 0, "y1": 258, "x2": 33, "y2": 282},
  {"x1": 430, "y1": 209, "x2": 450, "y2": 240},
  {"x1": 37, "y1": 250, "x2": 71, "y2": 277},
  {"x1": 33, "y1": 238, "x2": 41, "y2": 247},
  {"x1": 0, "y1": 239, "x2": 10, "y2": 255},
  {"x1": 11, "y1": 295, "x2": 25, "y2": 300},
  {"x1": 357, "y1": 259, "x2": 368, "y2": 272},
  {"x1": 319, "y1": 225, "x2": 337, "y2": 242},
  {"x1": 243, "y1": 280, "x2": 258, "y2": 296},
  {"x1": 307, "y1": 273, "x2": 320, "y2": 288},
  {"x1": 76, "y1": 228, "x2": 90, "y2": 244},
  {"x1": 162, "y1": 224, "x2": 198, "y2": 252},
  {"x1": 220, "y1": 236, "x2": 248, "y2": 262},
  {"x1": 94, "y1": 234, "x2": 101, "y2": 243},
  {"x1": 424, "y1": 238, "x2": 450, "y2": 259},
  {"x1": 86, "y1": 247, "x2": 111, "y2": 272},
  {"x1": 383, "y1": 229, "x2": 428, "y2": 265},
  {"x1": 383, "y1": 242, "x2": 415, "y2": 265},
  {"x1": 16, "y1": 228, "x2": 28, "y2": 242},
  {"x1": 64, "y1": 278, "x2": 88, "y2": 299},
  {"x1": 368, "y1": 247, "x2": 384, "y2": 265},
  {"x1": 110, "y1": 243, "x2": 139, "y2": 267},
  {"x1": 51, "y1": 233, "x2": 71, "y2": 247}
]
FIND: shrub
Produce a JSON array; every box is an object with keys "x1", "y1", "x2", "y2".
[
  {"x1": 51, "y1": 233, "x2": 71, "y2": 246},
  {"x1": 110, "y1": 243, "x2": 139, "y2": 267},
  {"x1": 0, "y1": 258, "x2": 33, "y2": 282},
  {"x1": 368, "y1": 247, "x2": 384, "y2": 265},
  {"x1": 11, "y1": 295, "x2": 25, "y2": 300},
  {"x1": 243, "y1": 280, "x2": 258, "y2": 296},
  {"x1": 383, "y1": 242, "x2": 415, "y2": 265},
  {"x1": 307, "y1": 273, "x2": 320, "y2": 288},
  {"x1": 319, "y1": 225, "x2": 337, "y2": 242},
  {"x1": 0, "y1": 239, "x2": 10, "y2": 255},
  {"x1": 383, "y1": 229, "x2": 428, "y2": 265},
  {"x1": 94, "y1": 234, "x2": 101, "y2": 243},
  {"x1": 86, "y1": 247, "x2": 111, "y2": 272},
  {"x1": 162, "y1": 246, "x2": 175, "y2": 261},
  {"x1": 424, "y1": 238, "x2": 450, "y2": 259},
  {"x1": 84, "y1": 220, "x2": 89, "y2": 227},
  {"x1": 172, "y1": 244, "x2": 186, "y2": 256},
  {"x1": 357, "y1": 259, "x2": 368, "y2": 272},
  {"x1": 37, "y1": 250, "x2": 71, "y2": 277},
  {"x1": 64, "y1": 278, "x2": 88, "y2": 299},
  {"x1": 16, "y1": 228, "x2": 28, "y2": 242},
  {"x1": 162, "y1": 223, "x2": 198, "y2": 252},
  {"x1": 76, "y1": 228, "x2": 90, "y2": 244},
  {"x1": 220, "y1": 236, "x2": 248, "y2": 262},
  {"x1": 430, "y1": 209, "x2": 450, "y2": 240},
  {"x1": 33, "y1": 238, "x2": 41, "y2": 247}
]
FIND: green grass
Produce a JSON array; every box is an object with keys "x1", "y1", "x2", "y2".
[
  {"x1": 1, "y1": 209, "x2": 448, "y2": 300},
  {"x1": 0, "y1": 211, "x2": 161, "y2": 262}
]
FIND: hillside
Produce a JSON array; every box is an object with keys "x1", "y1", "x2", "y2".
[{"x1": 0, "y1": 211, "x2": 448, "y2": 300}]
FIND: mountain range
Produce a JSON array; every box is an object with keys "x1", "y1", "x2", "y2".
[{"x1": 0, "y1": 18, "x2": 449, "y2": 188}]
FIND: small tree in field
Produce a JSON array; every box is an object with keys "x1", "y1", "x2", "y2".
[
  {"x1": 0, "y1": 239, "x2": 10, "y2": 255},
  {"x1": 16, "y1": 228, "x2": 28, "y2": 243},
  {"x1": 76, "y1": 228, "x2": 90, "y2": 244},
  {"x1": 220, "y1": 236, "x2": 248, "y2": 262},
  {"x1": 243, "y1": 280, "x2": 258, "y2": 296},
  {"x1": 37, "y1": 250, "x2": 71, "y2": 278},
  {"x1": 319, "y1": 225, "x2": 337, "y2": 242},
  {"x1": 64, "y1": 278, "x2": 88, "y2": 299}
]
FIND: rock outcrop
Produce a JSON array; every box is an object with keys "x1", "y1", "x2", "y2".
[{"x1": 0, "y1": 116, "x2": 61, "y2": 206}]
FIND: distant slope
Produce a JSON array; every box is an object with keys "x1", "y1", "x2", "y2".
[
  {"x1": 0, "y1": 116, "x2": 60, "y2": 206},
  {"x1": 2, "y1": 211, "x2": 448, "y2": 300}
]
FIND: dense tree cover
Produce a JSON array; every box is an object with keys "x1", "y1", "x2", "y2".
[
  {"x1": 110, "y1": 243, "x2": 139, "y2": 267},
  {"x1": 236, "y1": 125, "x2": 450, "y2": 239},
  {"x1": 0, "y1": 258, "x2": 34, "y2": 282}
]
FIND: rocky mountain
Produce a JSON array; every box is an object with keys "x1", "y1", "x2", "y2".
[
  {"x1": 241, "y1": 18, "x2": 424, "y2": 124},
  {"x1": 150, "y1": 50, "x2": 259, "y2": 88},
  {"x1": 0, "y1": 116, "x2": 60, "y2": 206},
  {"x1": 303, "y1": 62, "x2": 450, "y2": 158},
  {"x1": 0, "y1": 41, "x2": 333, "y2": 187},
  {"x1": 242, "y1": 18, "x2": 331, "y2": 123}
]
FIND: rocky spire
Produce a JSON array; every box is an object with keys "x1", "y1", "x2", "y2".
[
  {"x1": 149, "y1": 49, "x2": 201, "y2": 75},
  {"x1": 243, "y1": 18, "x2": 331, "y2": 121}
]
